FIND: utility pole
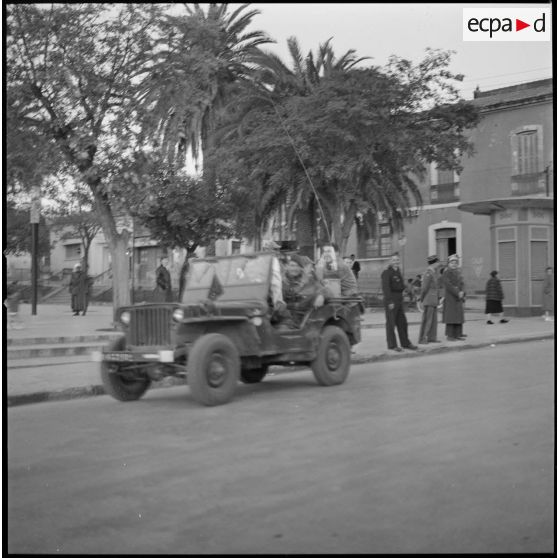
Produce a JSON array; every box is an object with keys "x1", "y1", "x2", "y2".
[{"x1": 30, "y1": 186, "x2": 41, "y2": 316}]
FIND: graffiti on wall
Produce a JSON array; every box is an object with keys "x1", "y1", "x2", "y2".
[{"x1": 471, "y1": 257, "x2": 483, "y2": 278}]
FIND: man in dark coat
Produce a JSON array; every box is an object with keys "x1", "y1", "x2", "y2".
[
  {"x1": 154, "y1": 257, "x2": 173, "y2": 302},
  {"x1": 418, "y1": 255, "x2": 442, "y2": 344},
  {"x1": 441, "y1": 254, "x2": 466, "y2": 340},
  {"x1": 69, "y1": 263, "x2": 92, "y2": 316},
  {"x1": 350, "y1": 254, "x2": 361, "y2": 280},
  {"x1": 381, "y1": 253, "x2": 418, "y2": 352}
]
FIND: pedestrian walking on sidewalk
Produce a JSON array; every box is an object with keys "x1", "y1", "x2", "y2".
[
  {"x1": 441, "y1": 254, "x2": 466, "y2": 341},
  {"x1": 381, "y1": 253, "x2": 418, "y2": 352},
  {"x1": 5, "y1": 281, "x2": 23, "y2": 329},
  {"x1": 350, "y1": 254, "x2": 361, "y2": 280},
  {"x1": 154, "y1": 256, "x2": 173, "y2": 302},
  {"x1": 69, "y1": 263, "x2": 91, "y2": 316},
  {"x1": 485, "y1": 270, "x2": 508, "y2": 324},
  {"x1": 542, "y1": 266, "x2": 554, "y2": 321},
  {"x1": 418, "y1": 255, "x2": 442, "y2": 344}
]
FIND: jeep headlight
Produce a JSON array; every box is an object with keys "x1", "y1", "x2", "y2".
[
  {"x1": 120, "y1": 311, "x2": 131, "y2": 325},
  {"x1": 172, "y1": 308, "x2": 184, "y2": 322}
]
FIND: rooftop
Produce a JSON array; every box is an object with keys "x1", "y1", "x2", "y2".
[{"x1": 472, "y1": 78, "x2": 553, "y2": 109}]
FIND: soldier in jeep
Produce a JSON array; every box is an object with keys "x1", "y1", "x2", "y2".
[{"x1": 272, "y1": 255, "x2": 334, "y2": 329}]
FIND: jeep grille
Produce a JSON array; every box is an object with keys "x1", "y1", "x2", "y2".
[{"x1": 129, "y1": 307, "x2": 172, "y2": 346}]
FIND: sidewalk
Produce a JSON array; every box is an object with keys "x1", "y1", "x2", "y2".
[{"x1": 5, "y1": 302, "x2": 555, "y2": 406}]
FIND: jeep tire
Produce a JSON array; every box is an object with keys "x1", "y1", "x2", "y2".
[
  {"x1": 188, "y1": 333, "x2": 240, "y2": 406},
  {"x1": 311, "y1": 325, "x2": 351, "y2": 386},
  {"x1": 101, "y1": 337, "x2": 152, "y2": 401}
]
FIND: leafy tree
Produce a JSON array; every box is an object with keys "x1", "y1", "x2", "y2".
[
  {"x1": 6, "y1": 3, "x2": 166, "y2": 311},
  {"x1": 46, "y1": 180, "x2": 102, "y2": 274},
  {"x1": 214, "y1": 45, "x2": 480, "y2": 255},
  {"x1": 5, "y1": 199, "x2": 51, "y2": 258},
  {"x1": 129, "y1": 168, "x2": 235, "y2": 298}
]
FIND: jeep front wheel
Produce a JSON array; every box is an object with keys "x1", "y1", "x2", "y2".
[
  {"x1": 311, "y1": 326, "x2": 351, "y2": 386},
  {"x1": 187, "y1": 334, "x2": 240, "y2": 406},
  {"x1": 101, "y1": 337, "x2": 151, "y2": 401}
]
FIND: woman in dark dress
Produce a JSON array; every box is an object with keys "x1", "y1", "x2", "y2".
[{"x1": 485, "y1": 270, "x2": 508, "y2": 324}]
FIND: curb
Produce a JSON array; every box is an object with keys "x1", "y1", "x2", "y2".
[{"x1": 7, "y1": 334, "x2": 553, "y2": 408}]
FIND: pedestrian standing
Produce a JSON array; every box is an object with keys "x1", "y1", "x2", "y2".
[
  {"x1": 485, "y1": 270, "x2": 508, "y2": 324},
  {"x1": 381, "y1": 253, "x2": 418, "y2": 352},
  {"x1": 441, "y1": 254, "x2": 466, "y2": 341},
  {"x1": 69, "y1": 263, "x2": 91, "y2": 316},
  {"x1": 418, "y1": 255, "x2": 442, "y2": 344},
  {"x1": 542, "y1": 266, "x2": 554, "y2": 321},
  {"x1": 154, "y1": 256, "x2": 173, "y2": 302},
  {"x1": 5, "y1": 281, "x2": 23, "y2": 329},
  {"x1": 350, "y1": 254, "x2": 360, "y2": 280}
]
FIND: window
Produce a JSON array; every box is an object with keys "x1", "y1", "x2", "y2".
[
  {"x1": 516, "y1": 131, "x2": 539, "y2": 175},
  {"x1": 64, "y1": 243, "x2": 81, "y2": 260},
  {"x1": 379, "y1": 223, "x2": 392, "y2": 256},
  {"x1": 430, "y1": 164, "x2": 459, "y2": 203},
  {"x1": 231, "y1": 240, "x2": 242, "y2": 255},
  {"x1": 510, "y1": 126, "x2": 544, "y2": 195}
]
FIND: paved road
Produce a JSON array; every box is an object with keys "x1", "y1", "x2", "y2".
[{"x1": 7, "y1": 340, "x2": 554, "y2": 554}]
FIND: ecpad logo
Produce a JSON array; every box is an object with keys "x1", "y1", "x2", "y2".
[{"x1": 463, "y1": 8, "x2": 551, "y2": 41}]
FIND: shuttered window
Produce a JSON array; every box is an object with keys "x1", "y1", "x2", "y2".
[
  {"x1": 498, "y1": 242, "x2": 516, "y2": 279},
  {"x1": 530, "y1": 241, "x2": 548, "y2": 279},
  {"x1": 517, "y1": 131, "x2": 538, "y2": 174}
]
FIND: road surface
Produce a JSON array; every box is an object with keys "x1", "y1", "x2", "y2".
[{"x1": 7, "y1": 340, "x2": 554, "y2": 554}]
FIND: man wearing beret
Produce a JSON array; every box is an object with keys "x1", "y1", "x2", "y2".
[
  {"x1": 418, "y1": 255, "x2": 442, "y2": 344},
  {"x1": 381, "y1": 253, "x2": 418, "y2": 352}
]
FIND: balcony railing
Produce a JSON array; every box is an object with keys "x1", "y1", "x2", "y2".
[
  {"x1": 430, "y1": 182, "x2": 460, "y2": 204},
  {"x1": 510, "y1": 172, "x2": 547, "y2": 196}
]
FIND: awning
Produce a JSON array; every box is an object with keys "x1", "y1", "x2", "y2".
[{"x1": 458, "y1": 196, "x2": 554, "y2": 215}]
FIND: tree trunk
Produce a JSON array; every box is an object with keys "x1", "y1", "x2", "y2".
[
  {"x1": 111, "y1": 235, "x2": 131, "y2": 315},
  {"x1": 178, "y1": 244, "x2": 198, "y2": 300},
  {"x1": 88, "y1": 182, "x2": 131, "y2": 320},
  {"x1": 339, "y1": 203, "x2": 358, "y2": 257}
]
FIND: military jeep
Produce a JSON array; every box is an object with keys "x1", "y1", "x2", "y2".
[{"x1": 96, "y1": 253, "x2": 364, "y2": 406}]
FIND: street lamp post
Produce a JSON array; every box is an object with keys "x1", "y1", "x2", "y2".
[{"x1": 30, "y1": 186, "x2": 41, "y2": 316}]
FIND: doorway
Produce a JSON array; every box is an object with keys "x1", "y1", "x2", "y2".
[{"x1": 435, "y1": 228, "x2": 457, "y2": 263}]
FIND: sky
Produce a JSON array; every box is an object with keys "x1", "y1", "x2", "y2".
[{"x1": 233, "y1": 2, "x2": 553, "y2": 99}]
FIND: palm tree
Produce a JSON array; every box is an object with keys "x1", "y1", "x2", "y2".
[
  {"x1": 226, "y1": 37, "x2": 372, "y2": 253},
  {"x1": 137, "y1": 3, "x2": 273, "y2": 171}
]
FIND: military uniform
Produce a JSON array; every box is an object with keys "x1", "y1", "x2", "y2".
[
  {"x1": 381, "y1": 264, "x2": 412, "y2": 350},
  {"x1": 418, "y1": 263, "x2": 440, "y2": 344}
]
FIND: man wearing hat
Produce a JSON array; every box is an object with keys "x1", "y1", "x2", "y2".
[
  {"x1": 418, "y1": 255, "x2": 442, "y2": 344},
  {"x1": 441, "y1": 254, "x2": 466, "y2": 341},
  {"x1": 381, "y1": 253, "x2": 418, "y2": 352}
]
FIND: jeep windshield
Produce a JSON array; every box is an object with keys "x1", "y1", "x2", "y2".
[{"x1": 182, "y1": 253, "x2": 273, "y2": 303}]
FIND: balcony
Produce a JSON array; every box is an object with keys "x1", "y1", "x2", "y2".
[
  {"x1": 430, "y1": 182, "x2": 460, "y2": 204},
  {"x1": 510, "y1": 172, "x2": 547, "y2": 196}
]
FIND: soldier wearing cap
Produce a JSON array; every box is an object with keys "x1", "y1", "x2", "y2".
[
  {"x1": 441, "y1": 254, "x2": 466, "y2": 341},
  {"x1": 381, "y1": 253, "x2": 418, "y2": 352},
  {"x1": 418, "y1": 255, "x2": 442, "y2": 344}
]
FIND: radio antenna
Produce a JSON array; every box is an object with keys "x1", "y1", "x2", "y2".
[{"x1": 265, "y1": 92, "x2": 332, "y2": 244}]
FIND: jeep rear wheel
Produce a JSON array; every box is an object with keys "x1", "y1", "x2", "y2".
[
  {"x1": 240, "y1": 365, "x2": 268, "y2": 384},
  {"x1": 188, "y1": 334, "x2": 240, "y2": 406},
  {"x1": 311, "y1": 326, "x2": 351, "y2": 386},
  {"x1": 101, "y1": 337, "x2": 151, "y2": 401}
]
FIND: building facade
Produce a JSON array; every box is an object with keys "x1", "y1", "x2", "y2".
[{"x1": 346, "y1": 78, "x2": 554, "y2": 313}]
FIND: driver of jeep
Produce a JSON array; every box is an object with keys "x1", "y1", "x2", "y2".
[{"x1": 272, "y1": 256, "x2": 333, "y2": 329}]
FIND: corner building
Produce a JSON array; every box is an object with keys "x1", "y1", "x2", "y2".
[{"x1": 348, "y1": 78, "x2": 554, "y2": 316}]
